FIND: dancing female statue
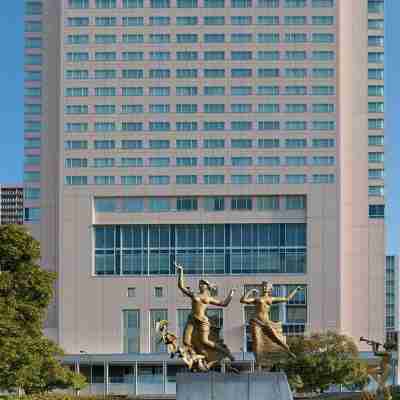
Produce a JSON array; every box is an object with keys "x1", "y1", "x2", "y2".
[
  {"x1": 240, "y1": 281, "x2": 303, "y2": 370},
  {"x1": 176, "y1": 264, "x2": 236, "y2": 367}
]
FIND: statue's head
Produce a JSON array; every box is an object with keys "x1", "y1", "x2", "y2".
[
  {"x1": 199, "y1": 279, "x2": 213, "y2": 293},
  {"x1": 261, "y1": 281, "x2": 273, "y2": 296}
]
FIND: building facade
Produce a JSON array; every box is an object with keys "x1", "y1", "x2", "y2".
[
  {"x1": 24, "y1": 0, "x2": 386, "y2": 387},
  {"x1": 0, "y1": 185, "x2": 24, "y2": 225},
  {"x1": 385, "y1": 255, "x2": 399, "y2": 343}
]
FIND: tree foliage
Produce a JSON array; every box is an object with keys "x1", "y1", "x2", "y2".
[
  {"x1": 0, "y1": 225, "x2": 86, "y2": 394},
  {"x1": 278, "y1": 331, "x2": 370, "y2": 394}
]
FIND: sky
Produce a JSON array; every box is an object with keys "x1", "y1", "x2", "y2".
[{"x1": 0, "y1": 1, "x2": 398, "y2": 254}]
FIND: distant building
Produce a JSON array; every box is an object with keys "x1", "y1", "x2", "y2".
[{"x1": 0, "y1": 186, "x2": 24, "y2": 225}]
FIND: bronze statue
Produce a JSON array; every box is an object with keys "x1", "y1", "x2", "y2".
[
  {"x1": 240, "y1": 281, "x2": 303, "y2": 371},
  {"x1": 158, "y1": 263, "x2": 236, "y2": 372},
  {"x1": 360, "y1": 337, "x2": 394, "y2": 400}
]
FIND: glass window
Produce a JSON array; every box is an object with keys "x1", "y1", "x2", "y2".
[
  {"x1": 121, "y1": 176, "x2": 143, "y2": 185},
  {"x1": 204, "y1": 0, "x2": 225, "y2": 7},
  {"x1": 204, "y1": 52, "x2": 225, "y2": 61},
  {"x1": 285, "y1": 16, "x2": 307, "y2": 25},
  {"x1": 257, "y1": 33, "x2": 280, "y2": 43},
  {"x1": 369, "y1": 135, "x2": 384, "y2": 146},
  {"x1": 148, "y1": 198, "x2": 171, "y2": 212},
  {"x1": 176, "y1": 140, "x2": 198, "y2": 149},
  {"x1": 312, "y1": 174, "x2": 335, "y2": 184},
  {"x1": 369, "y1": 204, "x2": 385, "y2": 219},
  {"x1": 231, "y1": 16, "x2": 252, "y2": 25},
  {"x1": 258, "y1": 139, "x2": 280, "y2": 148},
  {"x1": 123, "y1": 310, "x2": 140, "y2": 353},
  {"x1": 204, "y1": 16, "x2": 225, "y2": 25},
  {"x1": 286, "y1": 195, "x2": 306, "y2": 210},
  {"x1": 150, "y1": 310, "x2": 168, "y2": 352},
  {"x1": 204, "y1": 175, "x2": 225, "y2": 184},
  {"x1": 286, "y1": 175, "x2": 307, "y2": 184},
  {"x1": 177, "y1": 197, "x2": 198, "y2": 211},
  {"x1": 150, "y1": 0, "x2": 170, "y2": 7},
  {"x1": 149, "y1": 176, "x2": 170, "y2": 185},
  {"x1": 257, "y1": 157, "x2": 280, "y2": 166},
  {"x1": 204, "y1": 197, "x2": 225, "y2": 212},
  {"x1": 257, "y1": 0, "x2": 280, "y2": 7},
  {"x1": 257, "y1": 16, "x2": 280, "y2": 24},
  {"x1": 231, "y1": 197, "x2": 252, "y2": 210},
  {"x1": 257, "y1": 196, "x2": 280, "y2": 210},
  {"x1": 176, "y1": 175, "x2": 197, "y2": 184},
  {"x1": 149, "y1": 16, "x2": 170, "y2": 25}
]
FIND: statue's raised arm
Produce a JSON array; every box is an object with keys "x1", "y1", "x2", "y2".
[
  {"x1": 240, "y1": 288, "x2": 259, "y2": 305},
  {"x1": 272, "y1": 286, "x2": 303, "y2": 304},
  {"x1": 176, "y1": 263, "x2": 193, "y2": 298},
  {"x1": 209, "y1": 288, "x2": 236, "y2": 307}
]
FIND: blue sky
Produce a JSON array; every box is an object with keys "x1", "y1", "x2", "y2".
[{"x1": 0, "y1": 1, "x2": 398, "y2": 253}]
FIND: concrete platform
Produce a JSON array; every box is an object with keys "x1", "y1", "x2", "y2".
[{"x1": 176, "y1": 372, "x2": 293, "y2": 400}]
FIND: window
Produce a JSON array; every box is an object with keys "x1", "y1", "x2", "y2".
[
  {"x1": 25, "y1": 38, "x2": 42, "y2": 49},
  {"x1": 368, "y1": 0, "x2": 384, "y2": 13},
  {"x1": 121, "y1": 158, "x2": 143, "y2": 167},
  {"x1": 149, "y1": 198, "x2": 171, "y2": 212},
  {"x1": 368, "y1": 36, "x2": 384, "y2": 47},
  {"x1": 95, "y1": 17, "x2": 117, "y2": 26},
  {"x1": 177, "y1": 198, "x2": 198, "y2": 211},
  {"x1": 204, "y1": 139, "x2": 225, "y2": 148},
  {"x1": 26, "y1": 1, "x2": 43, "y2": 14},
  {"x1": 257, "y1": 175, "x2": 280, "y2": 184},
  {"x1": 231, "y1": 16, "x2": 252, "y2": 25},
  {"x1": 286, "y1": 156, "x2": 307, "y2": 166},
  {"x1": 204, "y1": 104, "x2": 225, "y2": 113},
  {"x1": 231, "y1": 0, "x2": 252, "y2": 6},
  {"x1": 25, "y1": 121, "x2": 42, "y2": 133},
  {"x1": 368, "y1": 102, "x2": 384, "y2": 113},
  {"x1": 24, "y1": 188, "x2": 40, "y2": 200},
  {"x1": 312, "y1": 138, "x2": 335, "y2": 148},
  {"x1": 285, "y1": 86, "x2": 307, "y2": 95},
  {"x1": 312, "y1": 174, "x2": 335, "y2": 184},
  {"x1": 368, "y1": 119, "x2": 384, "y2": 129},
  {"x1": 25, "y1": 71, "x2": 42, "y2": 81},
  {"x1": 149, "y1": 176, "x2": 170, "y2": 185},
  {"x1": 231, "y1": 51, "x2": 252, "y2": 61},
  {"x1": 94, "y1": 158, "x2": 115, "y2": 168},
  {"x1": 312, "y1": 156, "x2": 335, "y2": 166},
  {"x1": 150, "y1": 0, "x2": 170, "y2": 6},
  {"x1": 312, "y1": 0, "x2": 334, "y2": 6},
  {"x1": 312, "y1": 68, "x2": 335, "y2": 78},
  {"x1": 369, "y1": 204, "x2": 385, "y2": 219},
  {"x1": 368, "y1": 69, "x2": 384, "y2": 80},
  {"x1": 149, "y1": 158, "x2": 170, "y2": 168},
  {"x1": 286, "y1": 196, "x2": 306, "y2": 210},
  {"x1": 312, "y1": 121, "x2": 335, "y2": 131},
  {"x1": 204, "y1": 0, "x2": 225, "y2": 7},
  {"x1": 96, "y1": 0, "x2": 116, "y2": 7},
  {"x1": 203, "y1": 157, "x2": 225, "y2": 167},
  {"x1": 369, "y1": 152, "x2": 384, "y2": 163},
  {"x1": 204, "y1": 121, "x2": 225, "y2": 131},
  {"x1": 176, "y1": 140, "x2": 197, "y2": 149},
  {"x1": 65, "y1": 176, "x2": 88, "y2": 185},
  {"x1": 176, "y1": 175, "x2": 197, "y2": 184},
  {"x1": 286, "y1": 175, "x2": 307, "y2": 184},
  {"x1": 369, "y1": 169, "x2": 384, "y2": 180},
  {"x1": 258, "y1": 68, "x2": 280, "y2": 78},
  {"x1": 123, "y1": 0, "x2": 144, "y2": 7},
  {"x1": 285, "y1": 16, "x2": 307, "y2": 25},
  {"x1": 67, "y1": 19, "x2": 89, "y2": 28},
  {"x1": 64, "y1": 140, "x2": 87, "y2": 150},
  {"x1": 204, "y1": 197, "x2": 225, "y2": 212},
  {"x1": 176, "y1": 52, "x2": 198, "y2": 61},
  {"x1": 312, "y1": 104, "x2": 335, "y2": 113},
  {"x1": 286, "y1": 104, "x2": 307, "y2": 113},
  {"x1": 176, "y1": 157, "x2": 197, "y2": 167},
  {"x1": 65, "y1": 158, "x2": 88, "y2": 168},
  {"x1": 149, "y1": 122, "x2": 170, "y2": 131},
  {"x1": 232, "y1": 157, "x2": 252, "y2": 167},
  {"x1": 149, "y1": 16, "x2": 170, "y2": 25},
  {"x1": 285, "y1": 33, "x2": 307, "y2": 43},
  {"x1": 368, "y1": 19, "x2": 384, "y2": 29},
  {"x1": 231, "y1": 86, "x2": 252, "y2": 96},
  {"x1": 231, "y1": 197, "x2": 252, "y2": 210},
  {"x1": 122, "y1": 310, "x2": 141, "y2": 353},
  {"x1": 285, "y1": 51, "x2": 306, "y2": 61},
  {"x1": 127, "y1": 288, "x2": 136, "y2": 297},
  {"x1": 177, "y1": 69, "x2": 197, "y2": 79},
  {"x1": 257, "y1": 157, "x2": 280, "y2": 166},
  {"x1": 154, "y1": 287, "x2": 164, "y2": 297},
  {"x1": 312, "y1": 51, "x2": 335, "y2": 61},
  {"x1": 177, "y1": 34, "x2": 198, "y2": 43},
  {"x1": 369, "y1": 186, "x2": 384, "y2": 196},
  {"x1": 151, "y1": 310, "x2": 168, "y2": 351},
  {"x1": 176, "y1": 104, "x2": 197, "y2": 113},
  {"x1": 94, "y1": 176, "x2": 115, "y2": 185},
  {"x1": 312, "y1": 86, "x2": 335, "y2": 96},
  {"x1": 204, "y1": 69, "x2": 225, "y2": 78},
  {"x1": 121, "y1": 140, "x2": 143, "y2": 149},
  {"x1": 231, "y1": 139, "x2": 252, "y2": 148},
  {"x1": 204, "y1": 87, "x2": 225, "y2": 96},
  {"x1": 257, "y1": 16, "x2": 280, "y2": 24},
  {"x1": 258, "y1": 33, "x2": 280, "y2": 43},
  {"x1": 312, "y1": 16, "x2": 334, "y2": 25},
  {"x1": 176, "y1": 121, "x2": 198, "y2": 131},
  {"x1": 258, "y1": 139, "x2": 280, "y2": 148},
  {"x1": 204, "y1": 16, "x2": 225, "y2": 25},
  {"x1": 312, "y1": 33, "x2": 335, "y2": 43},
  {"x1": 26, "y1": 87, "x2": 42, "y2": 97},
  {"x1": 257, "y1": 196, "x2": 280, "y2": 210},
  {"x1": 231, "y1": 34, "x2": 252, "y2": 43},
  {"x1": 24, "y1": 208, "x2": 41, "y2": 222},
  {"x1": 121, "y1": 176, "x2": 143, "y2": 185},
  {"x1": 94, "y1": 140, "x2": 115, "y2": 149},
  {"x1": 176, "y1": 16, "x2": 198, "y2": 25},
  {"x1": 150, "y1": 104, "x2": 170, "y2": 114},
  {"x1": 257, "y1": 0, "x2": 280, "y2": 7},
  {"x1": 369, "y1": 52, "x2": 384, "y2": 63},
  {"x1": 204, "y1": 175, "x2": 225, "y2": 184},
  {"x1": 24, "y1": 171, "x2": 40, "y2": 182},
  {"x1": 258, "y1": 121, "x2": 280, "y2": 131},
  {"x1": 258, "y1": 86, "x2": 280, "y2": 95},
  {"x1": 369, "y1": 135, "x2": 384, "y2": 146},
  {"x1": 285, "y1": 0, "x2": 306, "y2": 7},
  {"x1": 232, "y1": 175, "x2": 252, "y2": 186}
]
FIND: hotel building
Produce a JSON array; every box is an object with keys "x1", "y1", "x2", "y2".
[{"x1": 24, "y1": 0, "x2": 385, "y2": 393}]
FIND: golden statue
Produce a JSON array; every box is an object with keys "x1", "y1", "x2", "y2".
[
  {"x1": 157, "y1": 263, "x2": 236, "y2": 372},
  {"x1": 240, "y1": 281, "x2": 303, "y2": 371},
  {"x1": 360, "y1": 337, "x2": 394, "y2": 400}
]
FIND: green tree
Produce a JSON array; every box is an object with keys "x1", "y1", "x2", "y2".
[
  {"x1": 278, "y1": 331, "x2": 369, "y2": 394},
  {"x1": 0, "y1": 225, "x2": 86, "y2": 394}
]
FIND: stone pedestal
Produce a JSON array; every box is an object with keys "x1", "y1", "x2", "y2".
[{"x1": 176, "y1": 372, "x2": 293, "y2": 400}]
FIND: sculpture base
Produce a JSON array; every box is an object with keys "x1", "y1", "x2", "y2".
[{"x1": 176, "y1": 372, "x2": 293, "y2": 400}]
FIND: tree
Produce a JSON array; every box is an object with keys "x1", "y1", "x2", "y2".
[
  {"x1": 278, "y1": 331, "x2": 369, "y2": 394},
  {"x1": 0, "y1": 225, "x2": 86, "y2": 394}
]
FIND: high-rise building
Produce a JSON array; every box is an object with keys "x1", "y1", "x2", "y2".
[
  {"x1": 0, "y1": 185, "x2": 24, "y2": 225},
  {"x1": 24, "y1": 0, "x2": 385, "y2": 392}
]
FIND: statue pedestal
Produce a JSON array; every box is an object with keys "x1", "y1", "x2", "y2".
[{"x1": 176, "y1": 372, "x2": 293, "y2": 400}]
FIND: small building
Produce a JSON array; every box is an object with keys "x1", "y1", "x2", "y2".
[{"x1": 0, "y1": 185, "x2": 24, "y2": 225}]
